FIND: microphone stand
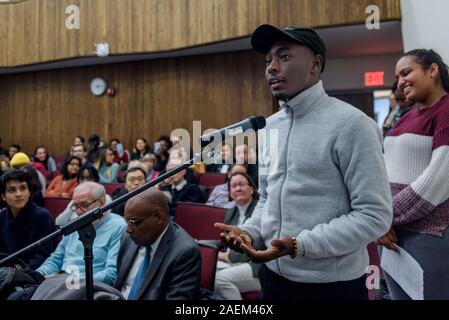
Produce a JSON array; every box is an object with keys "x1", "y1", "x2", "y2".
[{"x1": 0, "y1": 151, "x2": 206, "y2": 300}]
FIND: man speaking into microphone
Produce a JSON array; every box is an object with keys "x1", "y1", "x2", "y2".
[{"x1": 215, "y1": 24, "x2": 392, "y2": 300}]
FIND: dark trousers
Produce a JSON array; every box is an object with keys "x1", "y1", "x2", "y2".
[{"x1": 259, "y1": 264, "x2": 368, "y2": 300}]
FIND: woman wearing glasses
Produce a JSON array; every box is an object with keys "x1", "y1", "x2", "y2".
[
  {"x1": 45, "y1": 156, "x2": 81, "y2": 198},
  {"x1": 214, "y1": 172, "x2": 264, "y2": 300},
  {"x1": 96, "y1": 148, "x2": 120, "y2": 184}
]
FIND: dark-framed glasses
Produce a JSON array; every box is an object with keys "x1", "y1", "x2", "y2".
[
  {"x1": 70, "y1": 198, "x2": 100, "y2": 212},
  {"x1": 125, "y1": 210, "x2": 160, "y2": 228},
  {"x1": 230, "y1": 182, "x2": 250, "y2": 189}
]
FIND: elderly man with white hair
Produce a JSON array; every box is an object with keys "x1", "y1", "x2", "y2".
[{"x1": 36, "y1": 182, "x2": 126, "y2": 286}]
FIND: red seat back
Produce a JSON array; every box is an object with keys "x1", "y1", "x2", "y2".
[
  {"x1": 104, "y1": 183, "x2": 123, "y2": 196},
  {"x1": 241, "y1": 291, "x2": 260, "y2": 300},
  {"x1": 117, "y1": 170, "x2": 126, "y2": 183},
  {"x1": 174, "y1": 202, "x2": 226, "y2": 240},
  {"x1": 197, "y1": 241, "x2": 218, "y2": 291},
  {"x1": 196, "y1": 173, "x2": 227, "y2": 188},
  {"x1": 53, "y1": 155, "x2": 66, "y2": 169},
  {"x1": 44, "y1": 197, "x2": 71, "y2": 219}
]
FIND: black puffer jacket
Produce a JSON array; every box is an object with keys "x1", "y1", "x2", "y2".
[{"x1": 0, "y1": 254, "x2": 45, "y2": 300}]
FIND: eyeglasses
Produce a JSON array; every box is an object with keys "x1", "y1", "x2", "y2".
[
  {"x1": 70, "y1": 198, "x2": 100, "y2": 212},
  {"x1": 125, "y1": 210, "x2": 160, "y2": 228},
  {"x1": 230, "y1": 182, "x2": 250, "y2": 189},
  {"x1": 127, "y1": 177, "x2": 146, "y2": 183},
  {"x1": 68, "y1": 162, "x2": 80, "y2": 167}
]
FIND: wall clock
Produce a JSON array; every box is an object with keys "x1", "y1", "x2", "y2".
[{"x1": 90, "y1": 77, "x2": 107, "y2": 96}]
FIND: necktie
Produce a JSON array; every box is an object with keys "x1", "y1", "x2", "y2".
[{"x1": 128, "y1": 247, "x2": 151, "y2": 300}]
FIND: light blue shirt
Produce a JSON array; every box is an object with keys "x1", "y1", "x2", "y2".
[
  {"x1": 37, "y1": 213, "x2": 126, "y2": 286},
  {"x1": 99, "y1": 163, "x2": 120, "y2": 183}
]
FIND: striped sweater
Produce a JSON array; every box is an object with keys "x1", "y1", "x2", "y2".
[{"x1": 384, "y1": 94, "x2": 449, "y2": 236}]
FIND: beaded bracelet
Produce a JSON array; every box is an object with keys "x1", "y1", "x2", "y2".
[{"x1": 290, "y1": 236, "x2": 298, "y2": 259}]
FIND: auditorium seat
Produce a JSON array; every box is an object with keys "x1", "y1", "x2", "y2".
[
  {"x1": 117, "y1": 170, "x2": 126, "y2": 183},
  {"x1": 174, "y1": 202, "x2": 226, "y2": 240},
  {"x1": 103, "y1": 183, "x2": 123, "y2": 196},
  {"x1": 241, "y1": 291, "x2": 260, "y2": 300},
  {"x1": 53, "y1": 155, "x2": 66, "y2": 169},
  {"x1": 197, "y1": 241, "x2": 219, "y2": 292},
  {"x1": 44, "y1": 197, "x2": 71, "y2": 219},
  {"x1": 196, "y1": 173, "x2": 226, "y2": 188}
]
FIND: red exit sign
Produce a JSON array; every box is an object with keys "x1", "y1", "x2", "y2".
[{"x1": 365, "y1": 71, "x2": 384, "y2": 87}]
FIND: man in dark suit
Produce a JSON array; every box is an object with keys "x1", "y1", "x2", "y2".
[
  {"x1": 114, "y1": 188, "x2": 201, "y2": 300},
  {"x1": 160, "y1": 159, "x2": 204, "y2": 216}
]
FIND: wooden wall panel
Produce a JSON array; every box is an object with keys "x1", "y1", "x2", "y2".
[
  {"x1": 0, "y1": 0, "x2": 402, "y2": 67},
  {"x1": 0, "y1": 50, "x2": 273, "y2": 156}
]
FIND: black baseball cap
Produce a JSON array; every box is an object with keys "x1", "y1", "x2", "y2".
[{"x1": 251, "y1": 24, "x2": 327, "y2": 72}]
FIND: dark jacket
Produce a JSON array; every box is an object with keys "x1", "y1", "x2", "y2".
[
  {"x1": 225, "y1": 198, "x2": 264, "y2": 277},
  {"x1": 205, "y1": 163, "x2": 231, "y2": 174},
  {"x1": 161, "y1": 182, "x2": 204, "y2": 216},
  {"x1": 0, "y1": 266, "x2": 45, "y2": 300},
  {"x1": 111, "y1": 188, "x2": 128, "y2": 217},
  {"x1": 114, "y1": 221, "x2": 201, "y2": 300},
  {"x1": 0, "y1": 202, "x2": 56, "y2": 270}
]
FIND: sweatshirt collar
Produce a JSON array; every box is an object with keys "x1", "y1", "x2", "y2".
[{"x1": 279, "y1": 80, "x2": 326, "y2": 117}]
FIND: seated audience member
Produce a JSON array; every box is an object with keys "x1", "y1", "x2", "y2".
[
  {"x1": 37, "y1": 182, "x2": 126, "y2": 286},
  {"x1": 206, "y1": 143, "x2": 234, "y2": 174},
  {"x1": 167, "y1": 147, "x2": 197, "y2": 184},
  {"x1": 206, "y1": 164, "x2": 247, "y2": 209},
  {"x1": 1, "y1": 154, "x2": 10, "y2": 170},
  {"x1": 111, "y1": 166, "x2": 147, "y2": 217},
  {"x1": 169, "y1": 146, "x2": 189, "y2": 162},
  {"x1": 0, "y1": 138, "x2": 7, "y2": 157},
  {"x1": 10, "y1": 152, "x2": 46, "y2": 196},
  {"x1": 86, "y1": 134, "x2": 102, "y2": 165},
  {"x1": 73, "y1": 135, "x2": 85, "y2": 147},
  {"x1": 32, "y1": 146, "x2": 57, "y2": 179},
  {"x1": 160, "y1": 159, "x2": 203, "y2": 216},
  {"x1": 154, "y1": 135, "x2": 172, "y2": 172},
  {"x1": 8, "y1": 144, "x2": 21, "y2": 160},
  {"x1": 214, "y1": 172, "x2": 263, "y2": 299},
  {"x1": 141, "y1": 153, "x2": 159, "y2": 182},
  {"x1": 71, "y1": 144, "x2": 89, "y2": 165},
  {"x1": 0, "y1": 170, "x2": 56, "y2": 270},
  {"x1": 115, "y1": 189, "x2": 201, "y2": 300},
  {"x1": 55, "y1": 164, "x2": 112, "y2": 226},
  {"x1": 131, "y1": 138, "x2": 153, "y2": 161},
  {"x1": 96, "y1": 148, "x2": 120, "y2": 184},
  {"x1": 383, "y1": 85, "x2": 416, "y2": 137},
  {"x1": 20, "y1": 165, "x2": 45, "y2": 207},
  {"x1": 248, "y1": 146, "x2": 258, "y2": 165},
  {"x1": 45, "y1": 156, "x2": 81, "y2": 198},
  {"x1": 109, "y1": 138, "x2": 130, "y2": 169},
  {"x1": 235, "y1": 143, "x2": 258, "y2": 187},
  {"x1": 0, "y1": 155, "x2": 10, "y2": 182}
]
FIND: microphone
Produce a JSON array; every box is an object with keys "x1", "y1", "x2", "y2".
[{"x1": 200, "y1": 115, "x2": 266, "y2": 147}]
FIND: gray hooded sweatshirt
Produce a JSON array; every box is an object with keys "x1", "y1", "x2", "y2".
[{"x1": 242, "y1": 81, "x2": 392, "y2": 283}]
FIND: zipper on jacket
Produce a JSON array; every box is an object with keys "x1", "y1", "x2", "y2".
[{"x1": 276, "y1": 105, "x2": 294, "y2": 275}]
